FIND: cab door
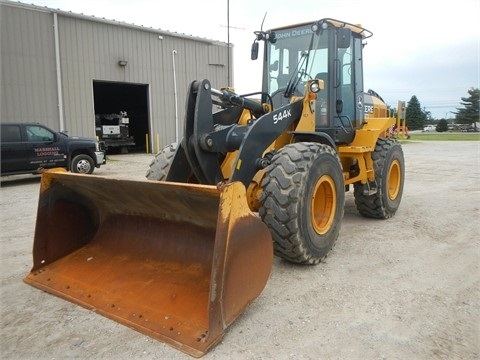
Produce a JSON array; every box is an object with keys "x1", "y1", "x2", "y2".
[
  {"x1": 1, "y1": 124, "x2": 27, "y2": 173},
  {"x1": 24, "y1": 125, "x2": 68, "y2": 170}
]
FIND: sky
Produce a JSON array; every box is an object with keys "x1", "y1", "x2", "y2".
[{"x1": 20, "y1": 0, "x2": 480, "y2": 119}]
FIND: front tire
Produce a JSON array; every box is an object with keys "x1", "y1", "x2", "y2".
[
  {"x1": 354, "y1": 138, "x2": 405, "y2": 219},
  {"x1": 71, "y1": 154, "x2": 95, "y2": 174},
  {"x1": 259, "y1": 142, "x2": 345, "y2": 264},
  {"x1": 146, "y1": 143, "x2": 177, "y2": 180}
]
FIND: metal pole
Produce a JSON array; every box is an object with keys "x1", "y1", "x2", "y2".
[
  {"x1": 227, "y1": 0, "x2": 230, "y2": 87},
  {"x1": 53, "y1": 13, "x2": 65, "y2": 131},
  {"x1": 172, "y1": 50, "x2": 179, "y2": 143}
]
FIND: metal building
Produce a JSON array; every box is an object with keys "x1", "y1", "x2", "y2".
[{"x1": 0, "y1": 0, "x2": 232, "y2": 153}]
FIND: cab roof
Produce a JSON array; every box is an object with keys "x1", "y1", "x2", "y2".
[{"x1": 270, "y1": 18, "x2": 373, "y2": 39}]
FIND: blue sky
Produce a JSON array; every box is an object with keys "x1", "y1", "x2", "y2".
[{"x1": 21, "y1": 0, "x2": 480, "y2": 119}]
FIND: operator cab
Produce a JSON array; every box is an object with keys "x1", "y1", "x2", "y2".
[{"x1": 252, "y1": 18, "x2": 373, "y2": 144}]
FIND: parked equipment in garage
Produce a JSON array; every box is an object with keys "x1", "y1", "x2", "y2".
[{"x1": 95, "y1": 111, "x2": 135, "y2": 153}]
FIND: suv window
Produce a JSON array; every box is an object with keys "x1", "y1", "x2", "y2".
[
  {"x1": 25, "y1": 125, "x2": 55, "y2": 142},
  {"x1": 1, "y1": 125, "x2": 22, "y2": 142}
]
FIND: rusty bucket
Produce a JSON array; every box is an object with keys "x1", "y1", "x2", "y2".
[{"x1": 24, "y1": 169, "x2": 273, "y2": 357}]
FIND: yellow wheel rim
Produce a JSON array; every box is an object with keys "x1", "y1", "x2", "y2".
[
  {"x1": 387, "y1": 159, "x2": 401, "y2": 200},
  {"x1": 311, "y1": 175, "x2": 336, "y2": 235}
]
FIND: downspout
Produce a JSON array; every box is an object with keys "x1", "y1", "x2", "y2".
[
  {"x1": 53, "y1": 12, "x2": 65, "y2": 131},
  {"x1": 172, "y1": 50, "x2": 178, "y2": 143}
]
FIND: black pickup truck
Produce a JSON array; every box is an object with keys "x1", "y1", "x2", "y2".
[{"x1": 1, "y1": 122, "x2": 106, "y2": 176}]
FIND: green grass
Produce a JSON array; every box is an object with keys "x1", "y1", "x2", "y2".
[{"x1": 406, "y1": 132, "x2": 480, "y2": 141}]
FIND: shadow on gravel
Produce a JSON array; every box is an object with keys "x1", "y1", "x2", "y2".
[{"x1": 0, "y1": 175, "x2": 41, "y2": 187}]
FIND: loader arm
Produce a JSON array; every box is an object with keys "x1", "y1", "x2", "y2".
[{"x1": 170, "y1": 79, "x2": 304, "y2": 188}]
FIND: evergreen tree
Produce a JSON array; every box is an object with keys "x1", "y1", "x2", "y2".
[
  {"x1": 436, "y1": 119, "x2": 448, "y2": 132},
  {"x1": 406, "y1": 96, "x2": 427, "y2": 130},
  {"x1": 454, "y1": 88, "x2": 479, "y2": 130}
]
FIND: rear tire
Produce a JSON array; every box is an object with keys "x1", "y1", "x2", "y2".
[
  {"x1": 146, "y1": 143, "x2": 177, "y2": 180},
  {"x1": 354, "y1": 137, "x2": 404, "y2": 219},
  {"x1": 259, "y1": 142, "x2": 345, "y2": 264}
]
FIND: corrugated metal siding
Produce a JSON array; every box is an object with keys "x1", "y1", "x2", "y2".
[
  {"x1": 0, "y1": 4, "x2": 59, "y2": 129},
  {"x1": 57, "y1": 17, "x2": 174, "y2": 139},
  {"x1": 57, "y1": 16, "x2": 231, "y2": 147},
  {"x1": 1, "y1": 1, "x2": 231, "y2": 150}
]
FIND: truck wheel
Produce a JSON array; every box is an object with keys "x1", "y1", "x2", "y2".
[
  {"x1": 259, "y1": 142, "x2": 345, "y2": 264},
  {"x1": 71, "y1": 154, "x2": 95, "y2": 174},
  {"x1": 146, "y1": 143, "x2": 177, "y2": 180},
  {"x1": 354, "y1": 138, "x2": 405, "y2": 219}
]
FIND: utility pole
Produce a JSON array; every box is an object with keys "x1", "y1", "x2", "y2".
[
  {"x1": 227, "y1": 0, "x2": 230, "y2": 87},
  {"x1": 224, "y1": 0, "x2": 244, "y2": 87}
]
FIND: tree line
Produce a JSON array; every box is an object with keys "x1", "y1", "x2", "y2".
[{"x1": 402, "y1": 88, "x2": 479, "y2": 131}]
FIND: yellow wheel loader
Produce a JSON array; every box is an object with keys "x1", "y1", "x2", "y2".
[{"x1": 25, "y1": 18, "x2": 405, "y2": 357}]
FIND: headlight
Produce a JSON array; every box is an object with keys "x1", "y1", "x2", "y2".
[{"x1": 309, "y1": 80, "x2": 321, "y2": 93}]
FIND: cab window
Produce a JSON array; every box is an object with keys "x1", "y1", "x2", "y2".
[
  {"x1": 26, "y1": 125, "x2": 55, "y2": 142},
  {"x1": 1, "y1": 125, "x2": 22, "y2": 142}
]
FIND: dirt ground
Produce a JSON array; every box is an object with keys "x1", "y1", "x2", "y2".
[{"x1": 1, "y1": 140, "x2": 479, "y2": 360}]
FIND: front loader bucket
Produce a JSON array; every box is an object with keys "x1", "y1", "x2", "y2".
[{"x1": 24, "y1": 169, "x2": 273, "y2": 357}]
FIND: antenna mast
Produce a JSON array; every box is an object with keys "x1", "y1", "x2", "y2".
[{"x1": 227, "y1": 0, "x2": 230, "y2": 87}]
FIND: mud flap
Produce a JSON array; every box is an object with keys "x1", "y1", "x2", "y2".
[{"x1": 24, "y1": 169, "x2": 273, "y2": 357}]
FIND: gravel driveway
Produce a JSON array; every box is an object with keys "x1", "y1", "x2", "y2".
[{"x1": 1, "y1": 140, "x2": 479, "y2": 360}]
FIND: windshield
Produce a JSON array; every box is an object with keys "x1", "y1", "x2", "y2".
[{"x1": 266, "y1": 24, "x2": 329, "y2": 96}]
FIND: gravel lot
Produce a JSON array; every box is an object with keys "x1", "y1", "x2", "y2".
[{"x1": 1, "y1": 140, "x2": 479, "y2": 360}]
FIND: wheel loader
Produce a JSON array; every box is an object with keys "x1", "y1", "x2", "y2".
[{"x1": 24, "y1": 18, "x2": 405, "y2": 357}]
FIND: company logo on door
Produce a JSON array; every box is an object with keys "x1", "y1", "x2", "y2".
[{"x1": 34, "y1": 147, "x2": 61, "y2": 156}]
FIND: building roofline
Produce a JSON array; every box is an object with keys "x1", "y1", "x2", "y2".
[{"x1": 0, "y1": 0, "x2": 230, "y2": 47}]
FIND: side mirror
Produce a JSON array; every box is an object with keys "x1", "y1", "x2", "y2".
[{"x1": 251, "y1": 41, "x2": 259, "y2": 60}]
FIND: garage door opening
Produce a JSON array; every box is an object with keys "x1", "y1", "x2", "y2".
[{"x1": 93, "y1": 81, "x2": 149, "y2": 153}]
